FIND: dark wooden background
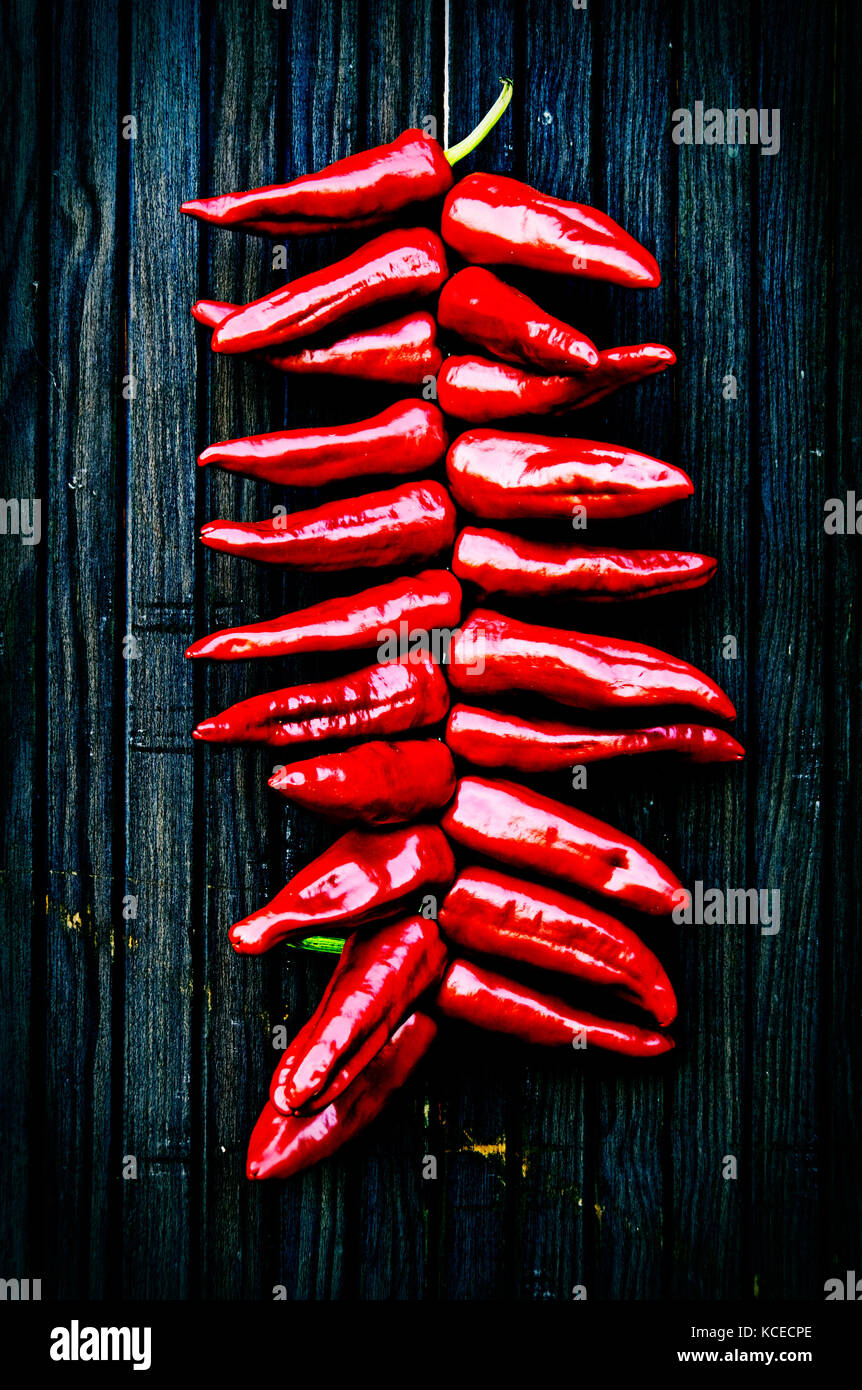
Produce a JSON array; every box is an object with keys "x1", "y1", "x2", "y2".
[{"x1": 1, "y1": 0, "x2": 859, "y2": 1301}]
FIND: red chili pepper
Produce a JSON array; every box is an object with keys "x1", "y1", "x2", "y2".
[
  {"x1": 453, "y1": 527, "x2": 716, "y2": 600},
  {"x1": 248, "y1": 1011, "x2": 436, "y2": 1179},
  {"x1": 198, "y1": 400, "x2": 447, "y2": 487},
  {"x1": 184, "y1": 81, "x2": 512, "y2": 237},
  {"x1": 210, "y1": 229, "x2": 448, "y2": 355},
  {"x1": 446, "y1": 704, "x2": 745, "y2": 771},
  {"x1": 437, "y1": 267, "x2": 599, "y2": 373},
  {"x1": 441, "y1": 172, "x2": 661, "y2": 288},
  {"x1": 448, "y1": 610, "x2": 736, "y2": 720},
  {"x1": 269, "y1": 739, "x2": 456, "y2": 823},
  {"x1": 436, "y1": 960, "x2": 673, "y2": 1057},
  {"x1": 199, "y1": 480, "x2": 456, "y2": 570},
  {"x1": 193, "y1": 302, "x2": 442, "y2": 385},
  {"x1": 437, "y1": 345, "x2": 675, "y2": 423},
  {"x1": 229, "y1": 824, "x2": 455, "y2": 953},
  {"x1": 185, "y1": 569, "x2": 461, "y2": 661},
  {"x1": 271, "y1": 915, "x2": 447, "y2": 1114},
  {"x1": 192, "y1": 651, "x2": 449, "y2": 747},
  {"x1": 446, "y1": 429, "x2": 693, "y2": 521},
  {"x1": 440, "y1": 775, "x2": 683, "y2": 915},
  {"x1": 439, "y1": 866, "x2": 676, "y2": 1025}
]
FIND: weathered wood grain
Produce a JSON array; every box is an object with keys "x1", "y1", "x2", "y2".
[
  {"x1": 43, "y1": 0, "x2": 122, "y2": 1299},
  {"x1": 670, "y1": 0, "x2": 753, "y2": 1299},
  {"x1": 272, "y1": 0, "x2": 362, "y2": 1299},
  {"x1": 588, "y1": 0, "x2": 676, "y2": 1301},
  {"x1": 123, "y1": 0, "x2": 200, "y2": 1299},
  {"x1": 751, "y1": 0, "x2": 829, "y2": 1300},
  {"x1": 0, "y1": 0, "x2": 43, "y2": 1284},
  {"x1": 195, "y1": 0, "x2": 285, "y2": 1301},
  {"x1": 825, "y1": 0, "x2": 862, "y2": 1288},
  {"x1": 354, "y1": 0, "x2": 444, "y2": 1301},
  {"x1": 443, "y1": 0, "x2": 526, "y2": 1301},
  {"x1": 1, "y1": 0, "x2": 859, "y2": 1303},
  {"x1": 517, "y1": 0, "x2": 594, "y2": 1302}
]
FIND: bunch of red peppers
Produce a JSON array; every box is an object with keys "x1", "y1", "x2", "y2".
[{"x1": 182, "y1": 81, "x2": 741, "y2": 1181}]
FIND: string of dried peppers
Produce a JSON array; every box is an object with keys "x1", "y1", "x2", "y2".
[{"x1": 181, "y1": 80, "x2": 741, "y2": 1182}]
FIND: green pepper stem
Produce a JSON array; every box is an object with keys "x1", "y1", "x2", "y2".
[
  {"x1": 445, "y1": 78, "x2": 513, "y2": 166},
  {"x1": 287, "y1": 935, "x2": 346, "y2": 955}
]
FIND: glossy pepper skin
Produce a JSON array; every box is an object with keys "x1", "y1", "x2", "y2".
[
  {"x1": 185, "y1": 570, "x2": 461, "y2": 661},
  {"x1": 269, "y1": 739, "x2": 456, "y2": 823},
  {"x1": 453, "y1": 527, "x2": 716, "y2": 600},
  {"x1": 193, "y1": 301, "x2": 443, "y2": 385},
  {"x1": 446, "y1": 704, "x2": 745, "y2": 771},
  {"x1": 248, "y1": 1012, "x2": 436, "y2": 1179},
  {"x1": 437, "y1": 267, "x2": 598, "y2": 373},
  {"x1": 441, "y1": 173, "x2": 661, "y2": 288},
  {"x1": 211, "y1": 228, "x2": 449, "y2": 355},
  {"x1": 439, "y1": 866, "x2": 676, "y2": 1024},
  {"x1": 446, "y1": 430, "x2": 693, "y2": 521},
  {"x1": 198, "y1": 400, "x2": 448, "y2": 488},
  {"x1": 437, "y1": 345, "x2": 675, "y2": 423},
  {"x1": 436, "y1": 961, "x2": 673, "y2": 1057},
  {"x1": 193, "y1": 652, "x2": 449, "y2": 747},
  {"x1": 182, "y1": 130, "x2": 454, "y2": 234},
  {"x1": 272, "y1": 916, "x2": 447, "y2": 1114},
  {"x1": 440, "y1": 775, "x2": 684, "y2": 915},
  {"x1": 200, "y1": 480, "x2": 456, "y2": 570},
  {"x1": 448, "y1": 610, "x2": 736, "y2": 720},
  {"x1": 229, "y1": 824, "x2": 455, "y2": 953}
]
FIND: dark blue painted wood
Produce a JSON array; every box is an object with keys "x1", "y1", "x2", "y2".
[{"x1": 0, "y1": 0, "x2": 858, "y2": 1303}]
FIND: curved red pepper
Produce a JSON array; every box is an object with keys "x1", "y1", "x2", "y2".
[
  {"x1": 446, "y1": 430, "x2": 693, "y2": 521},
  {"x1": 193, "y1": 301, "x2": 443, "y2": 385},
  {"x1": 436, "y1": 961, "x2": 673, "y2": 1056},
  {"x1": 269, "y1": 739, "x2": 456, "y2": 823},
  {"x1": 437, "y1": 267, "x2": 599, "y2": 373},
  {"x1": 448, "y1": 610, "x2": 736, "y2": 720},
  {"x1": 441, "y1": 173, "x2": 661, "y2": 287},
  {"x1": 229, "y1": 824, "x2": 455, "y2": 953},
  {"x1": 437, "y1": 345, "x2": 675, "y2": 423},
  {"x1": 440, "y1": 775, "x2": 683, "y2": 915},
  {"x1": 182, "y1": 131, "x2": 454, "y2": 233},
  {"x1": 248, "y1": 1012, "x2": 436, "y2": 1179},
  {"x1": 446, "y1": 704, "x2": 745, "y2": 771},
  {"x1": 272, "y1": 915, "x2": 447, "y2": 1114},
  {"x1": 183, "y1": 83, "x2": 513, "y2": 243},
  {"x1": 211, "y1": 229, "x2": 448, "y2": 355},
  {"x1": 198, "y1": 400, "x2": 448, "y2": 487},
  {"x1": 185, "y1": 570, "x2": 461, "y2": 661},
  {"x1": 192, "y1": 651, "x2": 449, "y2": 747},
  {"x1": 453, "y1": 527, "x2": 716, "y2": 600},
  {"x1": 200, "y1": 480, "x2": 456, "y2": 570},
  {"x1": 439, "y1": 866, "x2": 676, "y2": 1025}
]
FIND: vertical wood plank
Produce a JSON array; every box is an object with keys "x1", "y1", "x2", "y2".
[
  {"x1": 671, "y1": 0, "x2": 753, "y2": 1298},
  {"x1": 123, "y1": 0, "x2": 200, "y2": 1298},
  {"x1": 272, "y1": 0, "x2": 362, "y2": 1298},
  {"x1": 443, "y1": 0, "x2": 524, "y2": 1299},
  {"x1": 516, "y1": 0, "x2": 593, "y2": 1303},
  {"x1": 752, "y1": 0, "x2": 829, "y2": 1299},
  {"x1": 825, "y1": 0, "x2": 862, "y2": 1288},
  {"x1": 355, "y1": 0, "x2": 444, "y2": 1300},
  {"x1": 43, "y1": 0, "x2": 121, "y2": 1299},
  {"x1": 0, "y1": 0, "x2": 43, "y2": 1282},
  {"x1": 196, "y1": 0, "x2": 284, "y2": 1302},
  {"x1": 589, "y1": 0, "x2": 676, "y2": 1301}
]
